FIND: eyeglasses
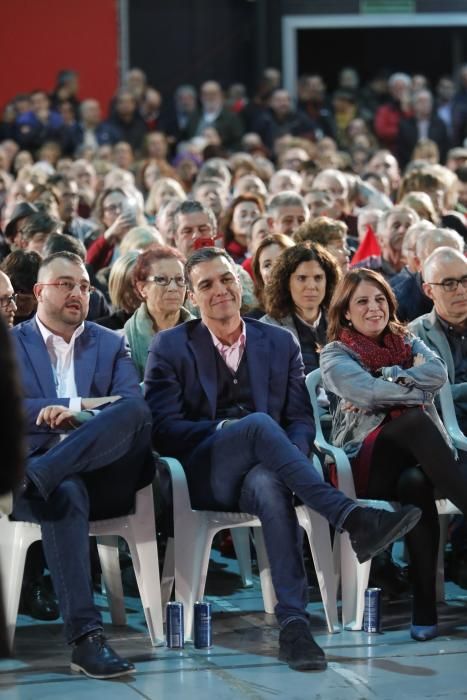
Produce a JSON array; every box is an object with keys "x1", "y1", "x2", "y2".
[
  {"x1": 427, "y1": 275, "x2": 467, "y2": 292},
  {"x1": 0, "y1": 293, "x2": 17, "y2": 308},
  {"x1": 40, "y1": 280, "x2": 94, "y2": 295},
  {"x1": 146, "y1": 275, "x2": 186, "y2": 288}
]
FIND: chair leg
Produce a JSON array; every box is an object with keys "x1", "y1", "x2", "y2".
[
  {"x1": 174, "y1": 518, "x2": 211, "y2": 640},
  {"x1": 252, "y1": 527, "x2": 277, "y2": 614},
  {"x1": 161, "y1": 536, "x2": 174, "y2": 609},
  {"x1": 97, "y1": 535, "x2": 127, "y2": 627},
  {"x1": 340, "y1": 532, "x2": 371, "y2": 630},
  {"x1": 297, "y1": 508, "x2": 339, "y2": 634},
  {"x1": 122, "y1": 490, "x2": 164, "y2": 645},
  {"x1": 0, "y1": 522, "x2": 40, "y2": 649},
  {"x1": 231, "y1": 527, "x2": 253, "y2": 588}
]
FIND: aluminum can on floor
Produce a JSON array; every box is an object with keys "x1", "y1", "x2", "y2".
[
  {"x1": 166, "y1": 601, "x2": 184, "y2": 648},
  {"x1": 363, "y1": 587, "x2": 382, "y2": 633},
  {"x1": 194, "y1": 601, "x2": 212, "y2": 649}
]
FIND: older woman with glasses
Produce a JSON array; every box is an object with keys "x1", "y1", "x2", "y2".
[{"x1": 125, "y1": 246, "x2": 194, "y2": 380}]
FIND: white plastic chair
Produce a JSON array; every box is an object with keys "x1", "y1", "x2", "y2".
[
  {"x1": 307, "y1": 369, "x2": 461, "y2": 629},
  {"x1": 0, "y1": 484, "x2": 163, "y2": 649},
  {"x1": 159, "y1": 456, "x2": 339, "y2": 639}
]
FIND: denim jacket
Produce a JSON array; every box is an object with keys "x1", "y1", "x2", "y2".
[{"x1": 320, "y1": 335, "x2": 451, "y2": 459}]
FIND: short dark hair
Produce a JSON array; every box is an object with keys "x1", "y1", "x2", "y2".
[
  {"x1": 42, "y1": 233, "x2": 86, "y2": 261},
  {"x1": 47, "y1": 173, "x2": 78, "y2": 190},
  {"x1": 38, "y1": 251, "x2": 85, "y2": 278},
  {"x1": 1, "y1": 250, "x2": 41, "y2": 294},
  {"x1": 185, "y1": 247, "x2": 235, "y2": 290},
  {"x1": 21, "y1": 213, "x2": 61, "y2": 240},
  {"x1": 173, "y1": 199, "x2": 217, "y2": 235}
]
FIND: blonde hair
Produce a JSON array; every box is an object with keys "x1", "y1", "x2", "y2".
[
  {"x1": 119, "y1": 226, "x2": 164, "y2": 255},
  {"x1": 108, "y1": 251, "x2": 141, "y2": 313},
  {"x1": 145, "y1": 177, "x2": 186, "y2": 215}
]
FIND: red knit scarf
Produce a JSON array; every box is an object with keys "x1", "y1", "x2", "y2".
[{"x1": 339, "y1": 327, "x2": 413, "y2": 373}]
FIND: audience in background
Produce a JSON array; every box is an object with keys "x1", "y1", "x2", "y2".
[{"x1": 4, "y1": 60, "x2": 467, "y2": 670}]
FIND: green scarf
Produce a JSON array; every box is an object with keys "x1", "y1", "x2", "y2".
[{"x1": 124, "y1": 303, "x2": 194, "y2": 380}]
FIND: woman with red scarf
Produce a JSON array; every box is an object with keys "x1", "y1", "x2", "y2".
[
  {"x1": 320, "y1": 268, "x2": 467, "y2": 642},
  {"x1": 220, "y1": 193, "x2": 264, "y2": 264}
]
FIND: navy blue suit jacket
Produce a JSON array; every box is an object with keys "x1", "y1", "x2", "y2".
[
  {"x1": 144, "y1": 318, "x2": 315, "y2": 463},
  {"x1": 12, "y1": 317, "x2": 141, "y2": 454}
]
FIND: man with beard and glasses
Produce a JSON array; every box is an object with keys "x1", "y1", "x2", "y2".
[{"x1": 11, "y1": 251, "x2": 154, "y2": 679}]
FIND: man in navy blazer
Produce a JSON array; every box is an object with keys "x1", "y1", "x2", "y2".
[
  {"x1": 11, "y1": 251, "x2": 154, "y2": 679},
  {"x1": 145, "y1": 247, "x2": 421, "y2": 672}
]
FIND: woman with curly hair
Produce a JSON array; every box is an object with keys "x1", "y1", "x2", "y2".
[{"x1": 261, "y1": 242, "x2": 340, "y2": 373}]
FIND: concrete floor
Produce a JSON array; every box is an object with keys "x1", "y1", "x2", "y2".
[{"x1": 1, "y1": 552, "x2": 467, "y2": 700}]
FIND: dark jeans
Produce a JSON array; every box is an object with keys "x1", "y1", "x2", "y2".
[
  {"x1": 12, "y1": 398, "x2": 154, "y2": 643},
  {"x1": 184, "y1": 413, "x2": 356, "y2": 626}
]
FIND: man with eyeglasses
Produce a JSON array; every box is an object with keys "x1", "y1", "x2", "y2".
[
  {"x1": 10, "y1": 251, "x2": 154, "y2": 679},
  {"x1": 410, "y1": 246, "x2": 467, "y2": 430},
  {"x1": 410, "y1": 246, "x2": 467, "y2": 587},
  {"x1": 0, "y1": 270, "x2": 17, "y2": 328}
]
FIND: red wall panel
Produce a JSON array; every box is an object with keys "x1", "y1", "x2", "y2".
[{"x1": 0, "y1": 0, "x2": 119, "y2": 114}]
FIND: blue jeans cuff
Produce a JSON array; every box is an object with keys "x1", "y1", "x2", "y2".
[
  {"x1": 69, "y1": 624, "x2": 103, "y2": 645},
  {"x1": 280, "y1": 614, "x2": 309, "y2": 629}
]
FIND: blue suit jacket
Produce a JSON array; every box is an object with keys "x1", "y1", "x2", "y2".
[
  {"x1": 144, "y1": 318, "x2": 315, "y2": 463},
  {"x1": 12, "y1": 317, "x2": 141, "y2": 454}
]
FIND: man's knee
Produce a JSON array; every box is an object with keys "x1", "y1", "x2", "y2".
[
  {"x1": 242, "y1": 412, "x2": 277, "y2": 435},
  {"x1": 240, "y1": 466, "x2": 292, "y2": 515},
  {"x1": 119, "y1": 397, "x2": 151, "y2": 424}
]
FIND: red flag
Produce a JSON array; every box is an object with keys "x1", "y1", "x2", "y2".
[{"x1": 350, "y1": 224, "x2": 382, "y2": 269}]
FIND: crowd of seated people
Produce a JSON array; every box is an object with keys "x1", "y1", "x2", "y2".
[{"x1": 2, "y1": 62, "x2": 467, "y2": 676}]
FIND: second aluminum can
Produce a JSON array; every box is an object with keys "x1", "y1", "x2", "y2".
[
  {"x1": 194, "y1": 601, "x2": 212, "y2": 648},
  {"x1": 363, "y1": 587, "x2": 382, "y2": 633},
  {"x1": 166, "y1": 601, "x2": 184, "y2": 648}
]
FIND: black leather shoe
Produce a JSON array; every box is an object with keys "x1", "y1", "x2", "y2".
[
  {"x1": 19, "y1": 580, "x2": 60, "y2": 621},
  {"x1": 71, "y1": 632, "x2": 135, "y2": 679},
  {"x1": 369, "y1": 550, "x2": 410, "y2": 598},
  {"x1": 347, "y1": 505, "x2": 422, "y2": 564},
  {"x1": 278, "y1": 620, "x2": 327, "y2": 671}
]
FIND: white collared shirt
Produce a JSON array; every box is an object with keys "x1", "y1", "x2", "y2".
[{"x1": 36, "y1": 315, "x2": 84, "y2": 411}]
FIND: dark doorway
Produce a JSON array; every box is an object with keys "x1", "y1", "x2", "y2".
[{"x1": 298, "y1": 26, "x2": 466, "y2": 88}]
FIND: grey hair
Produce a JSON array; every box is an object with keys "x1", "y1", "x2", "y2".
[
  {"x1": 388, "y1": 72, "x2": 411, "y2": 88},
  {"x1": 417, "y1": 228, "x2": 465, "y2": 262},
  {"x1": 377, "y1": 205, "x2": 419, "y2": 236},
  {"x1": 402, "y1": 220, "x2": 435, "y2": 257},
  {"x1": 266, "y1": 191, "x2": 308, "y2": 217},
  {"x1": 423, "y1": 245, "x2": 467, "y2": 281},
  {"x1": 173, "y1": 200, "x2": 218, "y2": 235}
]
